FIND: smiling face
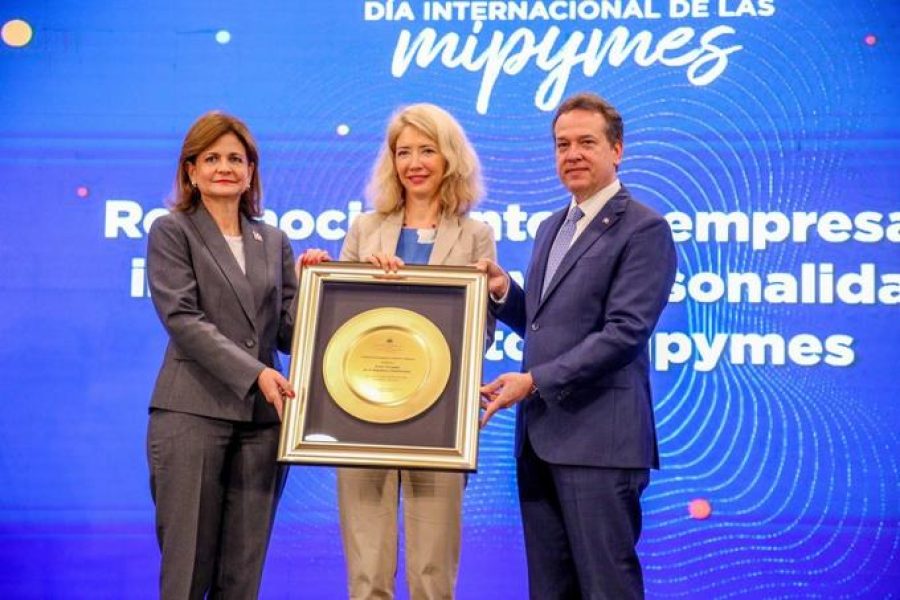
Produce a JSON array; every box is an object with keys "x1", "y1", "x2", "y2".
[
  {"x1": 186, "y1": 132, "x2": 254, "y2": 204},
  {"x1": 394, "y1": 125, "x2": 446, "y2": 204},
  {"x1": 554, "y1": 108, "x2": 623, "y2": 203}
]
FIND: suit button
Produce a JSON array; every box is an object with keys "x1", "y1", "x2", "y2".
[
  {"x1": 531, "y1": 322, "x2": 540, "y2": 331},
  {"x1": 244, "y1": 339, "x2": 255, "y2": 348}
]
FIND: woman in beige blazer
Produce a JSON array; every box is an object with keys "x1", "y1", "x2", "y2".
[{"x1": 302, "y1": 103, "x2": 496, "y2": 599}]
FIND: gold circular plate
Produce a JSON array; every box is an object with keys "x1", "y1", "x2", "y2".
[{"x1": 323, "y1": 307, "x2": 451, "y2": 423}]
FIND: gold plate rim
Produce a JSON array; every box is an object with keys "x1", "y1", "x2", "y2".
[{"x1": 322, "y1": 307, "x2": 451, "y2": 424}]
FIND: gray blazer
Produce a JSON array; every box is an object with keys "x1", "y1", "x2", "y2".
[{"x1": 146, "y1": 203, "x2": 297, "y2": 424}]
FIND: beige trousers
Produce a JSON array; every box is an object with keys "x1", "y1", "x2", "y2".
[{"x1": 338, "y1": 467, "x2": 465, "y2": 599}]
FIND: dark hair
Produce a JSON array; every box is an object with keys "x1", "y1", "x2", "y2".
[
  {"x1": 171, "y1": 111, "x2": 262, "y2": 218},
  {"x1": 552, "y1": 93, "x2": 624, "y2": 147}
]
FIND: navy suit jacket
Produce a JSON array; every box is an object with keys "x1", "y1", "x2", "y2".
[{"x1": 495, "y1": 184, "x2": 676, "y2": 469}]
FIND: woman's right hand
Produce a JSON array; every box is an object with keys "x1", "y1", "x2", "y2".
[
  {"x1": 366, "y1": 252, "x2": 405, "y2": 273},
  {"x1": 295, "y1": 248, "x2": 332, "y2": 279}
]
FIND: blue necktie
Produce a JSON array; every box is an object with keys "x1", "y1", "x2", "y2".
[{"x1": 542, "y1": 205, "x2": 584, "y2": 299}]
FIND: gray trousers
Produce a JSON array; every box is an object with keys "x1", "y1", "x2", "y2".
[{"x1": 147, "y1": 409, "x2": 286, "y2": 600}]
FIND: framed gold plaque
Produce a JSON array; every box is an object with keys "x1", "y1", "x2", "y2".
[{"x1": 278, "y1": 262, "x2": 489, "y2": 471}]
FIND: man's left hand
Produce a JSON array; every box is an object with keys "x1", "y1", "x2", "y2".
[{"x1": 479, "y1": 372, "x2": 534, "y2": 428}]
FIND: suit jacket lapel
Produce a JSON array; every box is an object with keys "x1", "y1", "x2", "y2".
[
  {"x1": 528, "y1": 208, "x2": 566, "y2": 309},
  {"x1": 537, "y1": 190, "x2": 629, "y2": 309},
  {"x1": 187, "y1": 204, "x2": 257, "y2": 328},
  {"x1": 241, "y1": 215, "x2": 267, "y2": 319},
  {"x1": 379, "y1": 211, "x2": 403, "y2": 255},
  {"x1": 429, "y1": 214, "x2": 461, "y2": 265}
]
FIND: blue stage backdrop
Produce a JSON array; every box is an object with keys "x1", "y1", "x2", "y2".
[{"x1": 1, "y1": 1, "x2": 898, "y2": 597}]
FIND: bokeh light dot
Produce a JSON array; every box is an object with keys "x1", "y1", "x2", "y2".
[
  {"x1": 336, "y1": 124, "x2": 351, "y2": 136},
  {"x1": 864, "y1": 34, "x2": 877, "y2": 46},
  {"x1": 76, "y1": 186, "x2": 90, "y2": 198},
  {"x1": 1, "y1": 19, "x2": 33, "y2": 48},
  {"x1": 215, "y1": 30, "x2": 231, "y2": 45},
  {"x1": 688, "y1": 498, "x2": 712, "y2": 520}
]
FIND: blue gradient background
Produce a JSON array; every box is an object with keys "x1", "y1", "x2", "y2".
[{"x1": 0, "y1": 1, "x2": 898, "y2": 597}]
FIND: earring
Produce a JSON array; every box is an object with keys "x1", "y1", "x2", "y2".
[{"x1": 190, "y1": 180, "x2": 197, "y2": 188}]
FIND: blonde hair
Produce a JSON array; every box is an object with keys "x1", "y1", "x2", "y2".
[
  {"x1": 367, "y1": 103, "x2": 483, "y2": 216},
  {"x1": 172, "y1": 111, "x2": 262, "y2": 218}
]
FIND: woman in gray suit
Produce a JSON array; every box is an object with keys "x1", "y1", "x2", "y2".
[
  {"x1": 301, "y1": 103, "x2": 496, "y2": 599},
  {"x1": 146, "y1": 111, "x2": 297, "y2": 599}
]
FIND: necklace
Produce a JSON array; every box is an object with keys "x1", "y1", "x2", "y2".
[{"x1": 403, "y1": 221, "x2": 437, "y2": 228}]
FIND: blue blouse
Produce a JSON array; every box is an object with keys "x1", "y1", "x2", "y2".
[{"x1": 396, "y1": 227, "x2": 434, "y2": 264}]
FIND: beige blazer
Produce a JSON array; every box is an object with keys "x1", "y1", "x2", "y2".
[
  {"x1": 341, "y1": 209, "x2": 498, "y2": 349},
  {"x1": 340, "y1": 209, "x2": 496, "y2": 267}
]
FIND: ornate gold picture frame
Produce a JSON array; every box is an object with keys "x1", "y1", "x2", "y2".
[{"x1": 278, "y1": 262, "x2": 488, "y2": 471}]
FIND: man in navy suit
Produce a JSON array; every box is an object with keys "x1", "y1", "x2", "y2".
[{"x1": 478, "y1": 93, "x2": 677, "y2": 599}]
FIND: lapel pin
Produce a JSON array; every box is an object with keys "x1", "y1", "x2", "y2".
[
  {"x1": 252, "y1": 231, "x2": 263, "y2": 242},
  {"x1": 602, "y1": 217, "x2": 610, "y2": 225}
]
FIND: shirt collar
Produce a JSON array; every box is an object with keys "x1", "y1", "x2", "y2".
[{"x1": 569, "y1": 179, "x2": 621, "y2": 224}]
